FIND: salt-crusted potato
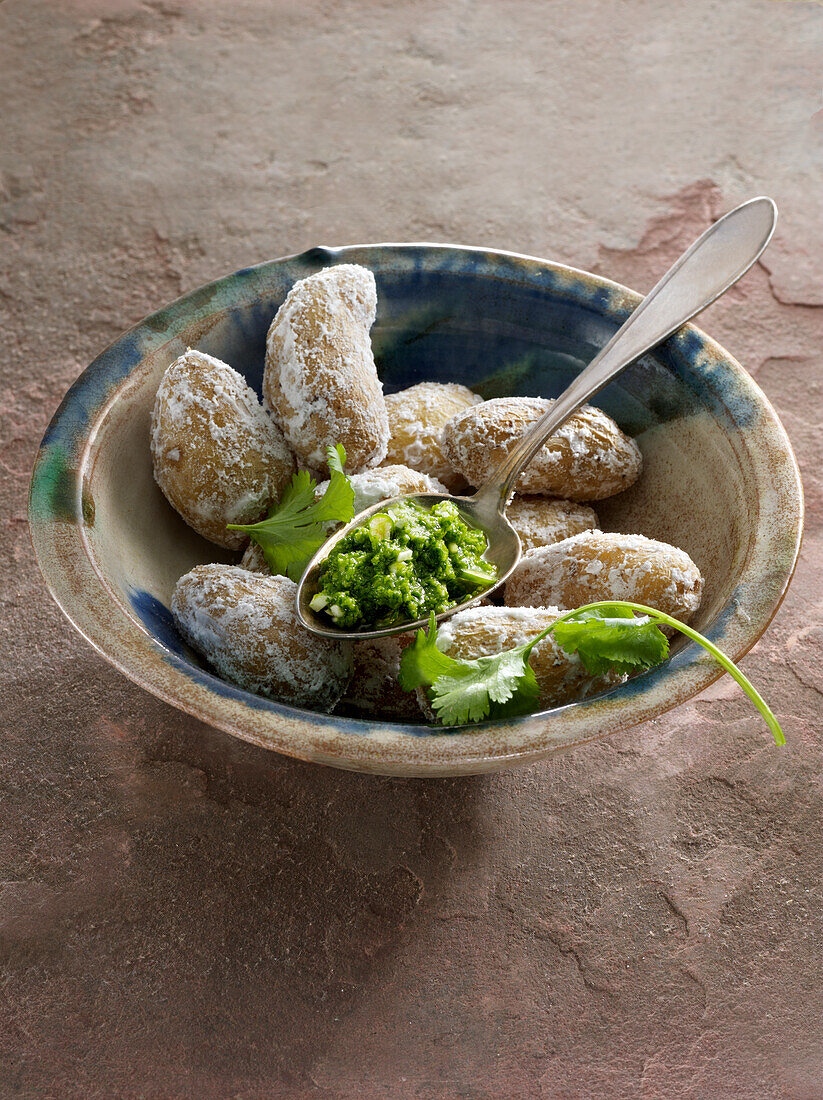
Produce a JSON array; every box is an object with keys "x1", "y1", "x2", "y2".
[
  {"x1": 263, "y1": 264, "x2": 388, "y2": 474},
  {"x1": 383, "y1": 381, "x2": 482, "y2": 492},
  {"x1": 507, "y1": 496, "x2": 599, "y2": 552},
  {"x1": 151, "y1": 349, "x2": 295, "y2": 550},
  {"x1": 418, "y1": 605, "x2": 624, "y2": 718},
  {"x1": 172, "y1": 565, "x2": 353, "y2": 711},
  {"x1": 505, "y1": 530, "x2": 703, "y2": 622},
  {"x1": 343, "y1": 634, "x2": 423, "y2": 721},
  {"x1": 316, "y1": 463, "x2": 448, "y2": 514},
  {"x1": 440, "y1": 396, "x2": 642, "y2": 500}
]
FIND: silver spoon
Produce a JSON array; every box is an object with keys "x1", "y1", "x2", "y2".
[{"x1": 297, "y1": 196, "x2": 777, "y2": 640}]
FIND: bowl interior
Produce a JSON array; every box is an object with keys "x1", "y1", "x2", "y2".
[
  {"x1": 31, "y1": 245, "x2": 802, "y2": 775},
  {"x1": 87, "y1": 256, "x2": 745, "y2": 657}
]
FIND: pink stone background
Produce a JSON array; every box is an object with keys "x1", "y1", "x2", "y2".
[{"x1": 2, "y1": 2, "x2": 823, "y2": 1096}]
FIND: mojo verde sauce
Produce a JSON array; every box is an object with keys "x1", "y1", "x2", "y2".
[{"x1": 311, "y1": 500, "x2": 497, "y2": 629}]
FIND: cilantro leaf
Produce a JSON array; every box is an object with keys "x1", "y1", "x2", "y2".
[
  {"x1": 398, "y1": 614, "x2": 460, "y2": 691},
  {"x1": 326, "y1": 444, "x2": 346, "y2": 477},
  {"x1": 275, "y1": 468, "x2": 317, "y2": 514},
  {"x1": 398, "y1": 615, "x2": 542, "y2": 725},
  {"x1": 227, "y1": 444, "x2": 355, "y2": 581},
  {"x1": 489, "y1": 663, "x2": 542, "y2": 719},
  {"x1": 307, "y1": 445, "x2": 356, "y2": 525},
  {"x1": 551, "y1": 604, "x2": 669, "y2": 676},
  {"x1": 430, "y1": 649, "x2": 541, "y2": 725}
]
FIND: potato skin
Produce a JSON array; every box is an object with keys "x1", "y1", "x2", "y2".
[
  {"x1": 383, "y1": 381, "x2": 482, "y2": 492},
  {"x1": 343, "y1": 634, "x2": 423, "y2": 721},
  {"x1": 440, "y1": 396, "x2": 642, "y2": 500},
  {"x1": 172, "y1": 565, "x2": 353, "y2": 711},
  {"x1": 151, "y1": 349, "x2": 295, "y2": 549},
  {"x1": 507, "y1": 496, "x2": 598, "y2": 551},
  {"x1": 263, "y1": 264, "x2": 388, "y2": 474},
  {"x1": 418, "y1": 605, "x2": 623, "y2": 717},
  {"x1": 505, "y1": 530, "x2": 704, "y2": 622}
]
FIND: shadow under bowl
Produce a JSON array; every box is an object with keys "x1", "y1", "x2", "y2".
[{"x1": 29, "y1": 244, "x2": 803, "y2": 776}]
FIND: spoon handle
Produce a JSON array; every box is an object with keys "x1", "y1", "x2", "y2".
[{"x1": 478, "y1": 196, "x2": 777, "y2": 511}]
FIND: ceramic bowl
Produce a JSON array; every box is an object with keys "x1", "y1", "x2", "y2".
[{"x1": 29, "y1": 244, "x2": 803, "y2": 776}]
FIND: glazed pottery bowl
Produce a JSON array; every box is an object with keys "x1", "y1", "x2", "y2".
[{"x1": 29, "y1": 245, "x2": 803, "y2": 776}]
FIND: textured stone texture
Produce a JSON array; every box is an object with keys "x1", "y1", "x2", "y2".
[{"x1": 2, "y1": 2, "x2": 823, "y2": 1096}]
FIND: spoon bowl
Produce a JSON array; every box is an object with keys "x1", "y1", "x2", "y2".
[{"x1": 296, "y1": 489, "x2": 522, "y2": 639}]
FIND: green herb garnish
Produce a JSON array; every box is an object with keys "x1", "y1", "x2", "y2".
[
  {"x1": 399, "y1": 600, "x2": 784, "y2": 745},
  {"x1": 398, "y1": 612, "x2": 540, "y2": 723},
  {"x1": 227, "y1": 444, "x2": 355, "y2": 581}
]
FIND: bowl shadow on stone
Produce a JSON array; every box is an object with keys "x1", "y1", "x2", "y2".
[
  {"x1": 6, "y1": 652, "x2": 490, "y2": 1081},
  {"x1": 140, "y1": 708, "x2": 487, "y2": 1070}
]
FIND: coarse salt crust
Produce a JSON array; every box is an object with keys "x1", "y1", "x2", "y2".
[
  {"x1": 172, "y1": 565, "x2": 353, "y2": 711},
  {"x1": 440, "y1": 396, "x2": 642, "y2": 500},
  {"x1": 263, "y1": 264, "x2": 389, "y2": 474},
  {"x1": 151, "y1": 349, "x2": 295, "y2": 549},
  {"x1": 383, "y1": 381, "x2": 482, "y2": 492},
  {"x1": 417, "y1": 604, "x2": 625, "y2": 719},
  {"x1": 506, "y1": 496, "x2": 599, "y2": 551},
  {"x1": 505, "y1": 530, "x2": 704, "y2": 621}
]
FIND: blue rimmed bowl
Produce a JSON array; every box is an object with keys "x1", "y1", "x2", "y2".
[{"x1": 29, "y1": 244, "x2": 803, "y2": 776}]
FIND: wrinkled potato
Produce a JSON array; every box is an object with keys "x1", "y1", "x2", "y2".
[
  {"x1": 507, "y1": 496, "x2": 599, "y2": 551},
  {"x1": 172, "y1": 565, "x2": 353, "y2": 711},
  {"x1": 151, "y1": 349, "x2": 295, "y2": 549},
  {"x1": 440, "y1": 396, "x2": 642, "y2": 500},
  {"x1": 263, "y1": 264, "x2": 388, "y2": 473},
  {"x1": 418, "y1": 605, "x2": 624, "y2": 718},
  {"x1": 343, "y1": 634, "x2": 423, "y2": 721},
  {"x1": 505, "y1": 530, "x2": 703, "y2": 621},
  {"x1": 382, "y1": 381, "x2": 483, "y2": 492}
]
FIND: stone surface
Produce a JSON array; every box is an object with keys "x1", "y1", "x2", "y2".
[{"x1": 2, "y1": 1, "x2": 822, "y2": 1096}]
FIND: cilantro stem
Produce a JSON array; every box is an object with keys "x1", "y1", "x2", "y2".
[{"x1": 544, "y1": 600, "x2": 785, "y2": 746}]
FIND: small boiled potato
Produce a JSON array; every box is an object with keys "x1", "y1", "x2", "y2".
[
  {"x1": 172, "y1": 565, "x2": 353, "y2": 711},
  {"x1": 440, "y1": 396, "x2": 642, "y2": 500},
  {"x1": 315, "y1": 463, "x2": 448, "y2": 514},
  {"x1": 418, "y1": 605, "x2": 624, "y2": 718},
  {"x1": 343, "y1": 634, "x2": 423, "y2": 721},
  {"x1": 383, "y1": 381, "x2": 483, "y2": 493},
  {"x1": 507, "y1": 496, "x2": 599, "y2": 552},
  {"x1": 151, "y1": 349, "x2": 295, "y2": 550},
  {"x1": 505, "y1": 530, "x2": 703, "y2": 622},
  {"x1": 263, "y1": 264, "x2": 389, "y2": 474}
]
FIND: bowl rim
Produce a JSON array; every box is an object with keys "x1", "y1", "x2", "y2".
[{"x1": 28, "y1": 242, "x2": 804, "y2": 776}]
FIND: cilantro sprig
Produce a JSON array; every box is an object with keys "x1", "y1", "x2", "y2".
[
  {"x1": 227, "y1": 444, "x2": 354, "y2": 581},
  {"x1": 399, "y1": 600, "x2": 784, "y2": 745},
  {"x1": 398, "y1": 615, "x2": 541, "y2": 723}
]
